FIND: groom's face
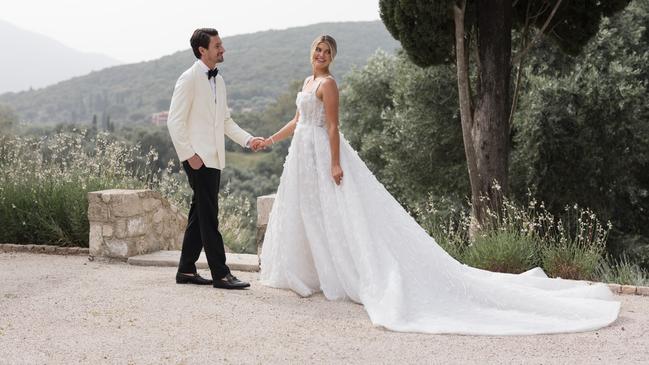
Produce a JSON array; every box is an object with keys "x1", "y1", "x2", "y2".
[{"x1": 201, "y1": 35, "x2": 225, "y2": 65}]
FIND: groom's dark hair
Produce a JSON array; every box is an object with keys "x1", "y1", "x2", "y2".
[{"x1": 190, "y1": 28, "x2": 219, "y2": 59}]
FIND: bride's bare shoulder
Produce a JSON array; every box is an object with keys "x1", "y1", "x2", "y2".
[{"x1": 320, "y1": 76, "x2": 338, "y2": 89}]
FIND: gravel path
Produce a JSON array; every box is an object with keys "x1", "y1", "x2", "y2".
[{"x1": 0, "y1": 252, "x2": 647, "y2": 364}]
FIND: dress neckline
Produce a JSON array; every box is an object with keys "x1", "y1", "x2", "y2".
[{"x1": 301, "y1": 75, "x2": 333, "y2": 94}]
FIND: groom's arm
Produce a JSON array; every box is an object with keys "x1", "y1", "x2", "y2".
[
  {"x1": 167, "y1": 71, "x2": 196, "y2": 162},
  {"x1": 222, "y1": 89, "x2": 254, "y2": 148}
]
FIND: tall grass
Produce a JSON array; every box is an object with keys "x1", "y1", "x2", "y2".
[
  {"x1": 0, "y1": 130, "x2": 256, "y2": 252},
  {"x1": 413, "y1": 186, "x2": 648, "y2": 284}
]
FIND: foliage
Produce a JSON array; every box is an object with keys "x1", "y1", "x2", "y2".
[
  {"x1": 541, "y1": 244, "x2": 604, "y2": 281},
  {"x1": 218, "y1": 185, "x2": 257, "y2": 253},
  {"x1": 0, "y1": 131, "x2": 256, "y2": 252},
  {"x1": 415, "y1": 191, "x2": 619, "y2": 281},
  {"x1": 596, "y1": 255, "x2": 649, "y2": 286},
  {"x1": 378, "y1": 0, "x2": 630, "y2": 67},
  {"x1": 0, "y1": 21, "x2": 399, "y2": 125},
  {"x1": 340, "y1": 51, "x2": 467, "y2": 208},
  {"x1": 0, "y1": 131, "x2": 148, "y2": 245},
  {"x1": 463, "y1": 230, "x2": 539, "y2": 274},
  {"x1": 0, "y1": 104, "x2": 17, "y2": 134},
  {"x1": 379, "y1": 0, "x2": 631, "y2": 231},
  {"x1": 511, "y1": 0, "x2": 649, "y2": 257},
  {"x1": 343, "y1": 2, "x2": 649, "y2": 265}
]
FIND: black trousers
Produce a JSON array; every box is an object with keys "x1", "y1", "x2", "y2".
[{"x1": 178, "y1": 161, "x2": 230, "y2": 280}]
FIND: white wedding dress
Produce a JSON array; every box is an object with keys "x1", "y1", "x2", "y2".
[{"x1": 259, "y1": 76, "x2": 620, "y2": 335}]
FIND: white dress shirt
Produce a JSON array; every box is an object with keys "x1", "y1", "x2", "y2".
[{"x1": 196, "y1": 60, "x2": 252, "y2": 148}]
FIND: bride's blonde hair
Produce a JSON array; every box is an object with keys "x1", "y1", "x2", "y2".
[{"x1": 310, "y1": 35, "x2": 337, "y2": 64}]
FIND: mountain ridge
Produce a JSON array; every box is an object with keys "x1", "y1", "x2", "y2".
[
  {"x1": 0, "y1": 19, "x2": 121, "y2": 94},
  {"x1": 0, "y1": 20, "x2": 399, "y2": 125}
]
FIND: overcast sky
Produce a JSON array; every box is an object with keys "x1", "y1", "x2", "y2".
[{"x1": 2, "y1": 0, "x2": 382, "y2": 63}]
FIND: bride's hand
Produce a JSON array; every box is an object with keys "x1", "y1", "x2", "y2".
[
  {"x1": 331, "y1": 165, "x2": 343, "y2": 185},
  {"x1": 261, "y1": 137, "x2": 274, "y2": 149}
]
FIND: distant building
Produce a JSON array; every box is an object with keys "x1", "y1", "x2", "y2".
[{"x1": 151, "y1": 111, "x2": 168, "y2": 126}]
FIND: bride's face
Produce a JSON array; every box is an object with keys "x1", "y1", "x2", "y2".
[{"x1": 312, "y1": 42, "x2": 332, "y2": 70}]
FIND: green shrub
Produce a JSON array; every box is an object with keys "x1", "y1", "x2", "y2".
[
  {"x1": 218, "y1": 185, "x2": 256, "y2": 254},
  {"x1": 0, "y1": 131, "x2": 256, "y2": 252},
  {"x1": 596, "y1": 256, "x2": 649, "y2": 286},
  {"x1": 541, "y1": 244, "x2": 603, "y2": 280},
  {"x1": 416, "y1": 190, "x2": 613, "y2": 278},
  {"x1": 462, "y1": 230, "x2": 539, "y2": 274}
]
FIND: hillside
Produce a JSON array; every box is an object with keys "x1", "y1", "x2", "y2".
[
  {"x1": 0, "y1": 19, "x2": 121, "y2": 94},
  {"x1": 0, "y1": 21, "x2": 399, "y2": 125}
]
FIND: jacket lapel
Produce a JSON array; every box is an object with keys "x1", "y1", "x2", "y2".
[{"x1": 193, "y1": 63, "x2": 217, "y2": 116}]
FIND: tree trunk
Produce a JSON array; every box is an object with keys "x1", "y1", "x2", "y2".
[
  {"x1": 471, "y1": 0, "x2": 513, "y2": 225},
  {"x1": 454, "y1": 0, "x2": 512, "y2": 232},
  {"x1": 453, "y1": 1, "x2": 481, "y2": 234}
]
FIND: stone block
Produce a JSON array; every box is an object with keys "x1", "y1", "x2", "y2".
[
  {"x1": 607, "y1": 284, "x2": 622, "y2": 294},
  {"x1": 621, "y1": 285, "x2": 637, "y2": 295},
  {"x1": 154, "y1": 222, "x2": 164, "y2": 235},
  {"x1": 1, "y1": 244, "x2": 17, "y2": 252},
  {"x1": 143, "y1": 198, "x2": 161, "y2": 212},
  {"x1": 88, "y1": 189, "x2": 190, "y2": 260},
  {"x1": 115, "y1": 220, "x2": 127, "y2": 239},
  {"x1": 153, "y1": 209, "x2": 165, "y2": 224},
  {"x1": 32, "y1": 245, "x2": 46, "y2": 253},
  {"x1": 13, "y1": 244, "x2": 28, "y2": 252},
  {"x1": 102, "y1": 224, "x2": 114, "y2": 237},
  {"x1": 88, "y1": 224, "x2": 103, "y2": 256},
  {"x1": 136, "y1": 190, "x2": 155, "y2": 199},
  {"x1": 127, "y1": 216, "x2": 147, "y2": 237},
  {"x1": 87, "y1": 192, "x2": 103, "y2": 204},
  {"x1": 257, "y1": 225, "x2": 267, "y2": 256},
  {"x1": 110, "y1": 192, "x2": 143, "y2": 217},
  {"x1": 100, "y1": 193, "x2": 111, "y2": 204},
  {"x1": 637, "y1": 286, "x2": 649, "y2": 296},
  {"x1": 87, "y1": 204, "x2": 109, "y2": 222},
  {"x1": 256, "y1": 194, "x2": 276, "y2": 227},
  {"x1": 104, "y1": 239, "x2": 130, "y2": 258}
]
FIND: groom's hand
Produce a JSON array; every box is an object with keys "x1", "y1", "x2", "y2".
[
  {"x1": 249, "y1": 137, "x2": 265, "y2": 152},
  {"x1": 187, "y1": 154, "x2": 203, "y2": 170}
]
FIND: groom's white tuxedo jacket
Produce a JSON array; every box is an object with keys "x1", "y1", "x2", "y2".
[{"x1": 167, "y1": 60, "x2": 251, "y2": 169}]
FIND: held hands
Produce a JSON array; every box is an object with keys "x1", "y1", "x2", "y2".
[
  {"x1": 249, "y1": 137, "x2": 266, "y2": 152},
  {"x1": 250, "y1": 136, "x2": 275, "y2": 151},
  {"x1": 260, "y1": 137, "x2": 274, "y2": 149},
  {"x1": 332, "y1": 164, "x2": 343, "y2": 185}
]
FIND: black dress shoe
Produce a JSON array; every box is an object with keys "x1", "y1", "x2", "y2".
[
  {"x1": 213, "y1": 274, "x2": 250, "y2": 289},
  {"x1": 176, "y1": 272, "x2": 213, "y2": 285}
]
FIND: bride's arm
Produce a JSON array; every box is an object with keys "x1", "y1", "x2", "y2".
[
  {"x1": 263, "y1": 109, "x2": 299, "y2": 147},
  {"x1": 321, "y1": 79, "x2": 343, "y2": 185}
]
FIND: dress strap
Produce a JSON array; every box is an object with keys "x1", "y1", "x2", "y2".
[
  {"x1": 313, "y1": 75, "x2": 334, "y2": 93},
  {"x1": 301, "y1": 76, "x2": 314, "y2": 92}
]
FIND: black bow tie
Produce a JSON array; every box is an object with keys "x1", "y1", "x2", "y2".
[{"x1": 207, "y1": 68, "x2": 219, "y2": 79}]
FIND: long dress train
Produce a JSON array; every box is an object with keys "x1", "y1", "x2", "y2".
[{"x1": 259, "y1": 76, "x2": 620, "y2": 335}]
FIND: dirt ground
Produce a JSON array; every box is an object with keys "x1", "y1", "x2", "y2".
[{"x1": 1, "y1": 253, "x2": 647, "y2": 364}]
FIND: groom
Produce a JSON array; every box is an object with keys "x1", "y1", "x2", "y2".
[{"x1": 167, "y1": 28, "x2": 263, "y2": 289}]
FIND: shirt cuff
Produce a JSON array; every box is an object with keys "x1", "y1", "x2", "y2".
[{"x1": 245, "y1": 136, "x2": 253, "y2": 148}]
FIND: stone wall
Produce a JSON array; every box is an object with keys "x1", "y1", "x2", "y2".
[
  {"x1": 256, "y1": 194, "x2": 276, "y2": 256},
  {"x1": 88, "y1": 189, "x2": 186, "y2": 260}
]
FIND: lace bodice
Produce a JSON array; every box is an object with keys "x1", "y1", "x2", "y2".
[{"x1": 296, "y1": 76, "x2": 331, "y2": 127}]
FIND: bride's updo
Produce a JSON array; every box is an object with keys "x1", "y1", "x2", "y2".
[{"x1": 310, "y1": 35, "x2": 337, "y2": 63}]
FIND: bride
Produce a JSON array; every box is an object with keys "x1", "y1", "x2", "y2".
[{"x1": 257, "y1": 35, "x2": 620, "y2": 335}]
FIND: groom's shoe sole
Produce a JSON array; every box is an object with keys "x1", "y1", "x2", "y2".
[
  {"x1": 212, "y1": 282, "x2": 250, "y2": 289},
  {"x1": 212, "y1": 280, "x2": 250, "y2": 290}
]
